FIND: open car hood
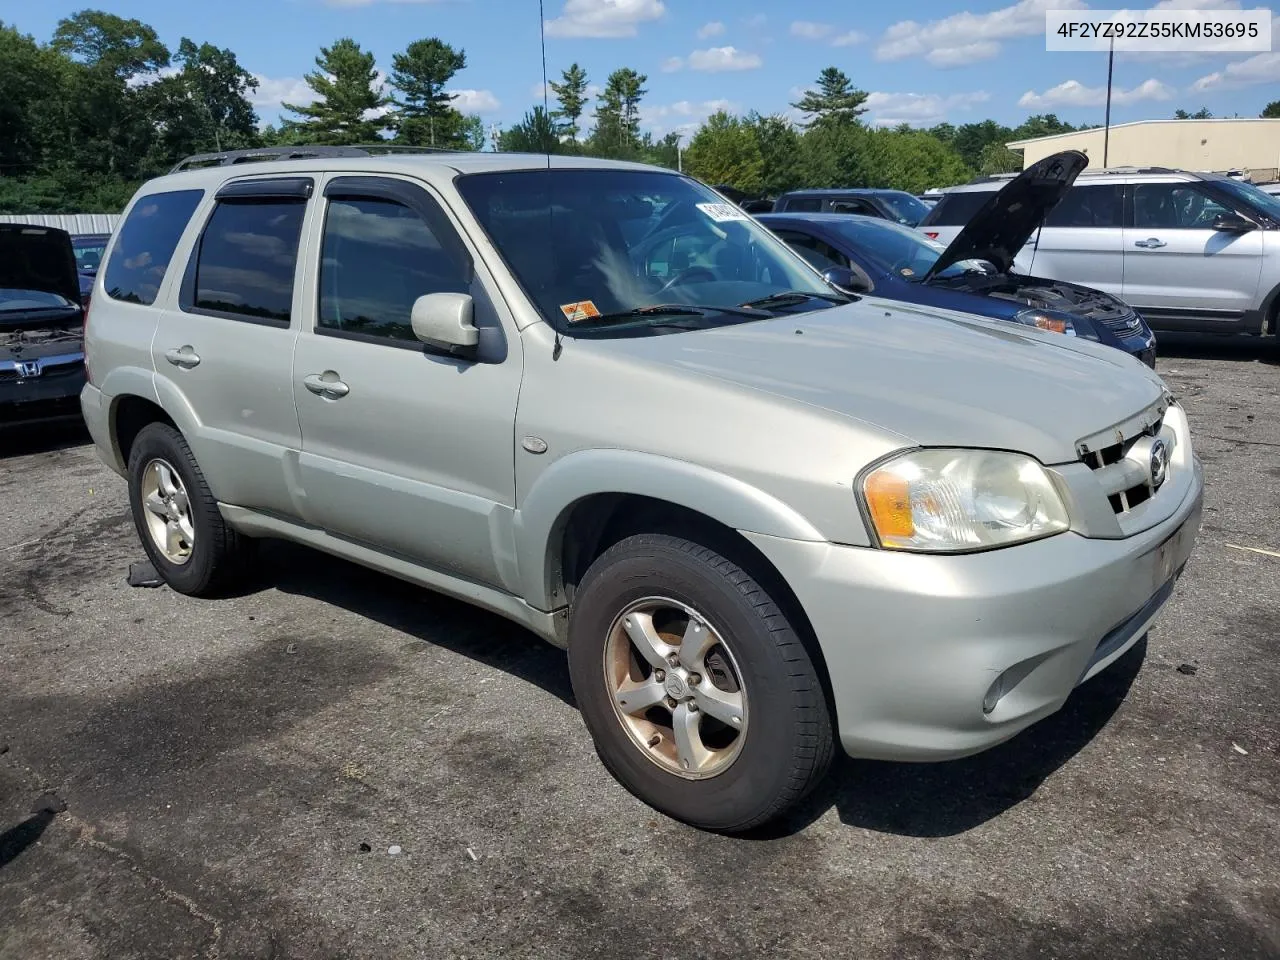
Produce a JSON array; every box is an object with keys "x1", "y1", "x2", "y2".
[
  {"x1": 0, "y1": 223, "x2": 81, "y2": 305},
  {"x1": 923, "y1": 150, "x2": 1089, "y2": 281}
]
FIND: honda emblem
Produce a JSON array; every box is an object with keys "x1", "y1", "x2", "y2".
[{"x1": 18, "y1": 360, "x2": 40, "y2": 378}]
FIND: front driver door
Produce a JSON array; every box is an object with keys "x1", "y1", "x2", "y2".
[
  {"x1": 1122, "y1": 181, "x2": 1264, "y2": 327},
  {"x1": 292, "y1": 175, "x2": 524, "y2": 590}
]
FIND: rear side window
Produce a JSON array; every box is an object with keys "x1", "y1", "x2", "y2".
[
  {"x1": 188, "y1": 199, "x2": 306, "y2": 325},
  {"x1": 318, "y1": 196, "x2": 470, "y2": 343},
  {"x1": 103, "y1": 189, "x2": 203, "y2": 305},
  {"x1": 919, "y1": 190, "x2": 994, "y2": 226},
  {"x1": 781, "y1": 197, "x2": 822, "y2": 213},
  {"x1": 1043, "y1": 185, "x2": 1123, "y2": 228}
]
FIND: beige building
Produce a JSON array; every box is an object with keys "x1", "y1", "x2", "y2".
[{"x1": 1007, "y1": 118, "x2": 1280, "y2": 181}]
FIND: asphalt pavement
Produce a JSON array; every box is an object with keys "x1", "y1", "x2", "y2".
[{"x1": 1, "y1": 335, "x2": 1277, "y2": 960}]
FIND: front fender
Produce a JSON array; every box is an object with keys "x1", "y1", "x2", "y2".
[{"x1": 513, "y1": 448, "x2": 826, "y2": 611}]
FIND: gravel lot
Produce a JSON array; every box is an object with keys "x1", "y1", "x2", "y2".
[{"x1": 1, "y1": 336, "x2": 1277, "y2": 960}]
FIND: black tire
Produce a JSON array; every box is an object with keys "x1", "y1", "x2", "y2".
[
  {"x1": 126, "y1": 422, "x2": 253, "y2": 596},
  {"x1": 568, "y1": 533, "x2": 834, "y2": 833}
]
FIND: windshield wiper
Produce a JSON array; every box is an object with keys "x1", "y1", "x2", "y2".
[
  {"x1": 574, "y1": 302, "x2": 762, "y2": 328},
  {"x1": 739, "y1": 290, "x2": 848, "y2": 310}
]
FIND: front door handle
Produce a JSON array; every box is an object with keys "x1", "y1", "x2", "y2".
[
  {"x1": 164, "y1": 346, "x2": 201, "y2": 368},
  {"x1": 1133, "y1": 238, "x2": 1167, "y2": 249},
  {"x1": 303, "y1": 372, "x2": 350, "y2": 399}
]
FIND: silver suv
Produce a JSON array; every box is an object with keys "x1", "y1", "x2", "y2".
[
  {"x1": 82, "y1": 147, "x2": 1203, "y2": 832},
  {"x1": 921, "y1": 167, "x2": 1280, "y2": 337}
]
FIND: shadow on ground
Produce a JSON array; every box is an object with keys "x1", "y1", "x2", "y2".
[
  {"x1": 0, "y1": 419, "x2": 90, "y2": 459},
  {"x1": 1155, "y1": 332, "x2": 1279, "y2": 365},
  {"x1": 0, "y1": 810, "x2": 56, "y2": 871}
]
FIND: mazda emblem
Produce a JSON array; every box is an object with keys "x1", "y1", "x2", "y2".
[{"x1": 1149, "y1": 438, "x2": 1169, "y2": 490}]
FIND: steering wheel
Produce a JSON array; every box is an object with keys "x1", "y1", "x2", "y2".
[{"x1": 658, "y1": 266, "x2": 716, "y2": 294}]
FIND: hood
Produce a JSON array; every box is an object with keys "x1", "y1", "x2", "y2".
[
  {"x1": 0, "y1": 224, "x2": 81, "y2": 305},
  {"x1": 604, "y1": 298, "x2": 1164, "y2": 466},
  {"x1": 923, "y1": 150, "x2": 1088, "y2": 281}
]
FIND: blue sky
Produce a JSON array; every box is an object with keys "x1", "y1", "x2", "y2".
[{"x1": 4, "y1": 0, "x2": 1278, "y2": 141}]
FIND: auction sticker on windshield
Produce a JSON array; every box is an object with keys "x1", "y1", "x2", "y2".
[
  {"x1": 560, "y1": 300, "x2": 602, "y2": 322},
  {"x1": 697, "y1": 202, "x2": 748, "y2": 223}
]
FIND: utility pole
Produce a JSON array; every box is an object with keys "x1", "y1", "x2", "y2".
[{"x1": 1103, "y1": 35, "x2": 1114, "y2": 168}]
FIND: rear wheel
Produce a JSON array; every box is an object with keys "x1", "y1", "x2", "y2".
[
  {"x1": 126, "y1": 422, "x2": 253, "y2": 596},
  {"x1": 568, "y1": 533, "x2": 833, "y2": 832}
]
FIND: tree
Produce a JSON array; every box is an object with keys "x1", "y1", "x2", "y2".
[
  {"x1": 591, "y1": 67, "x2": 647, "y2": 157},
  {"x1": 498, "y1": 106, "x2": 558, "y2": 153},
  {"x1": 283, "y1": 38, "x2": 388, "y2": 144},
  {"x1": 460, "y1": 114, "x2": 486, "y2": 151},
  {"x1": 1264, "y1": 101, "x2": 1280, "y2": 118},
  {"x1": 51, "y1": 9, "x2": 168, "y2": 80},
  {"x1": 747, "y1": 113, "x2": 802, "y2": 196},
  {"x1": 550, "y1": 63, "x2": 589, "y2": 143},
  {"x1": 1174, "y1": 107, "x2": 1213, "y2": 119},
  {"x1": 147, "y1": 38, "x2": 258, "y2": 157},
  {"x1": 388, "y1": 38, "x2": 466, "y2": 147},
  {"x1": 790, "y1": 67, "x2": 867, "y2": 127},
  {"x1": 979, "y1": 142, "x2": 1022, "y2": 175},
  {"x1": 683, "y1": 112, "x2": 764, "y2": 194}
]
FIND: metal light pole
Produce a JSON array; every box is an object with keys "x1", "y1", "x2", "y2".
[{"x1": 1103, "y1": 35, "x2": 1114, "y2": 168}]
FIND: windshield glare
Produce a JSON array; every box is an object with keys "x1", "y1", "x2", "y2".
[
  {"x1": 878, "y1": 192, "x2": 931, "y2": 226},
  {"x1": 0, "y1": 288, "x2": 76, "y2": 312},
  {"x1": 1215, "y1": 179, "x2": 1280, "y2": 220},
  {"x1": 456, "y1": 169, "x2": 837, "y2": 335},
  {"x1": 825, "y1": 218, "x2": 993, "y2": 279}
]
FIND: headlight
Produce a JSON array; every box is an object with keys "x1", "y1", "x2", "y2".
[
  {"x1": 861, "y1": 449, "x2": 1070, "y2": 552},
  {"x1": 1014, "y1": 308, "x2": 1078, "y2": 337}
]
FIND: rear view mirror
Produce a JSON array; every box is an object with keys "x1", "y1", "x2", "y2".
[
  {"x1": 411, "y1": 293, "x2": 479, "y2": 357},
  {"x1": 822, "y1": 266, "x2": 868, "y2": 295},
  {"x1": 1212, "y1": 212, "x2": 1256, "y2": 233}
]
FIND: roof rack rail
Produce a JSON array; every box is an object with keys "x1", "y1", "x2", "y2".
[{"x1": 169, "y1": 143, "x2": 457, "y2": 173}]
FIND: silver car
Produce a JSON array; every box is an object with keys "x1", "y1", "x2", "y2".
[
  {"x1": 921, "y1": 165, "x2": 1280, "y2": 337},
  {"x1": 81, "y1": 147, "x2": 1203, "y2": 832}
]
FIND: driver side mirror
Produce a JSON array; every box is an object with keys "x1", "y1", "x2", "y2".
[
  {"x1": 1212, "y1": 212, "x2": 1256, "y2": 233},
  {"x1": 822, "y1": 266, "x2": 869, "y2": 295},
  {"x1": 412, "y1": 293, "x2": 479, "y2": 358}
]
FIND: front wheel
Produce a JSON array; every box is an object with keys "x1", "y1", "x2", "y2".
[{"x1": 568, "y1": 533, "x2": 834, "y2": 832}]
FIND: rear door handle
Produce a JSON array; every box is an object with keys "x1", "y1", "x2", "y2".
[
  {"x1": 1133, "y1": 238, "x2": 1167, "y2": 249},
  {"x1": 303, "y1": 372, "x2": 350, "y2": 399},
  {"x1": 164, "y1": 346, "x2": 201, "y2": 368}
]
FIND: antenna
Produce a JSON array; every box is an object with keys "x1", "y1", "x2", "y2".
[{"x1": 538, "y1": 0, "x2": 564, "y2": 360}]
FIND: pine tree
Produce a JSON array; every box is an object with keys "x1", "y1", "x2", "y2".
[
  {"x1": 791, "y1": 67, "x2": 867, "y2": 128},
  {"x1": 389, "y1": 38, "x2": 466, "y2": 147},
  {"x1": 549, "y1": 63, "x2": 588, "y2": 142},
  {"x1": 283, "y1": 38, "x2": 389, "y2": 144}
]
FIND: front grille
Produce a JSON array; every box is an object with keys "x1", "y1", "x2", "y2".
[
  {"x1": 1081, "y1": 409, "x2": 1167, "y2": 515},
  {"x1": 1097, "y1": 311, "x2": 1144, "y2": 336}
]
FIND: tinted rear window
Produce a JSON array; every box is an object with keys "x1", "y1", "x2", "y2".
[
  {"x1": 919, "y1": 190, "x2": 995, "y2": 226},
  {"x1": 781, "y1": 197, "x2": 822, "y2": 213},
  {"x1": 191, "y1": 199, "x2": 305, "y2": 324},
  {"x1": 1044, "y1": 185, "x2": 1123, "y2": 228},
  {"x1": 104, "y1": 190, "x2": 204, "y2": 305}
]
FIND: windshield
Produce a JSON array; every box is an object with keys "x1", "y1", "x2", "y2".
[
  {"x1": 1213, "y1": 179, "x2": 1280, "y2": 221},
  {"x1": 72, "y1": 236, "x2": 110, "y2": 274},
  {"x1": 877, "y1": 191, "x2": 931, "y2": 226},
  {"x1": 456, "y1": 168, "x2": 838, "y2": 336},
  {"x1": 823, "y1": 217, "x2": 995, "y2": 280},
  {"x1": 0, "y1": 288, "x2": 77, "y2": 312}
]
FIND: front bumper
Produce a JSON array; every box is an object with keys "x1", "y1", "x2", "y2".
[
  {"x1": 0, "y1": 360, "x2": 86, "y2": 425},
  {"x1": 744, "y1": 456, "x2": 1203, "y2": 762}
]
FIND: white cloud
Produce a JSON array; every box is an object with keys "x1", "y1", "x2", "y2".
[
  {"x1": 1018, "y1": 77, "x2": 1175, "y2": 108},
  {"x1": 251, "y1": 74, "x2": 316, "y2": 110},
  {"x1": 877, "y1": 0, "x2": 1086, "y2": 65},
  {"x1": 685, "y1": 46, "x2": 763, "y2": 72},
  {"x1": 639, "y1": 98, "x2": 738, "y2": 138},
  {"x1": 661, "y1": 56, "x2": 686, "y2": 72},
  {"x1": 744, "y1": 13, "x2": 767, "y2": 28},
  {"x1": 544, "y1": 0, "x2": 665, "y2": 38},
  {"x1": 791, "y1": 21, "x2": 832, "y2": 40},
  {"x1": 864, "y1": 90, "x2": 991, "y2": 126},
  {"x1": 448, "y1": 89, "x2": 502, "y2": 113},
  {"x1": 1192, "y1": 51, "x2": 1280, "y2": 90},
  {"x1": 697, "y1": 20, "x2": 725, "y2": 39},
  {"x1": 832, "y1": 31, "x2": 866, "y2": 47}
]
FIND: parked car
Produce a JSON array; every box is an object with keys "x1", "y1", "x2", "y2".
[
  {"x1": 773, "y1": 188, "x2": 933, "y2": 226},
  {"x1": 1258, "y1": 182, "x2": 1280, "y2": 197},
  {"x1": 71, "y1": 232, "x2": 112, "y2": 305},
  {"x1": 759, "y1": 152, "x2": 1158, "y2": 366},
  {"x1": 83, "y1": 146, "x2": 1203, "y2": 832},
  {"x1": 920, "y1": 163, "x2": 1280, "y2": 337},
  {"x1": 1, "y1": 223, "x2": 87, "y2": 425}
]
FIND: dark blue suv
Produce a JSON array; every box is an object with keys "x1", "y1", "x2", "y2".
[{"x1": 759, "y1": 152, "x2": 1157, "y2": 366}]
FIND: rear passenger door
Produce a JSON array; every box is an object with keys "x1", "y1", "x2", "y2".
[
  {"x1": 150, "y1": 177, "x2": 310, "y2": 519},
  {"x1": 1020, "y1": 184, "x2": 1125, "y2": 296},
  {"x1": 291, "y1": 175, "x2": 523, "y2": 590},
  {"x1": 1121, "y1": 181, "x2": 1265, "y2": 326}
]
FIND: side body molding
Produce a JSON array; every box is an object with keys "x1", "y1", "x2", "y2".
[{"x1": 513, "y1": 448, "x2": 827, "y2": 611}]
